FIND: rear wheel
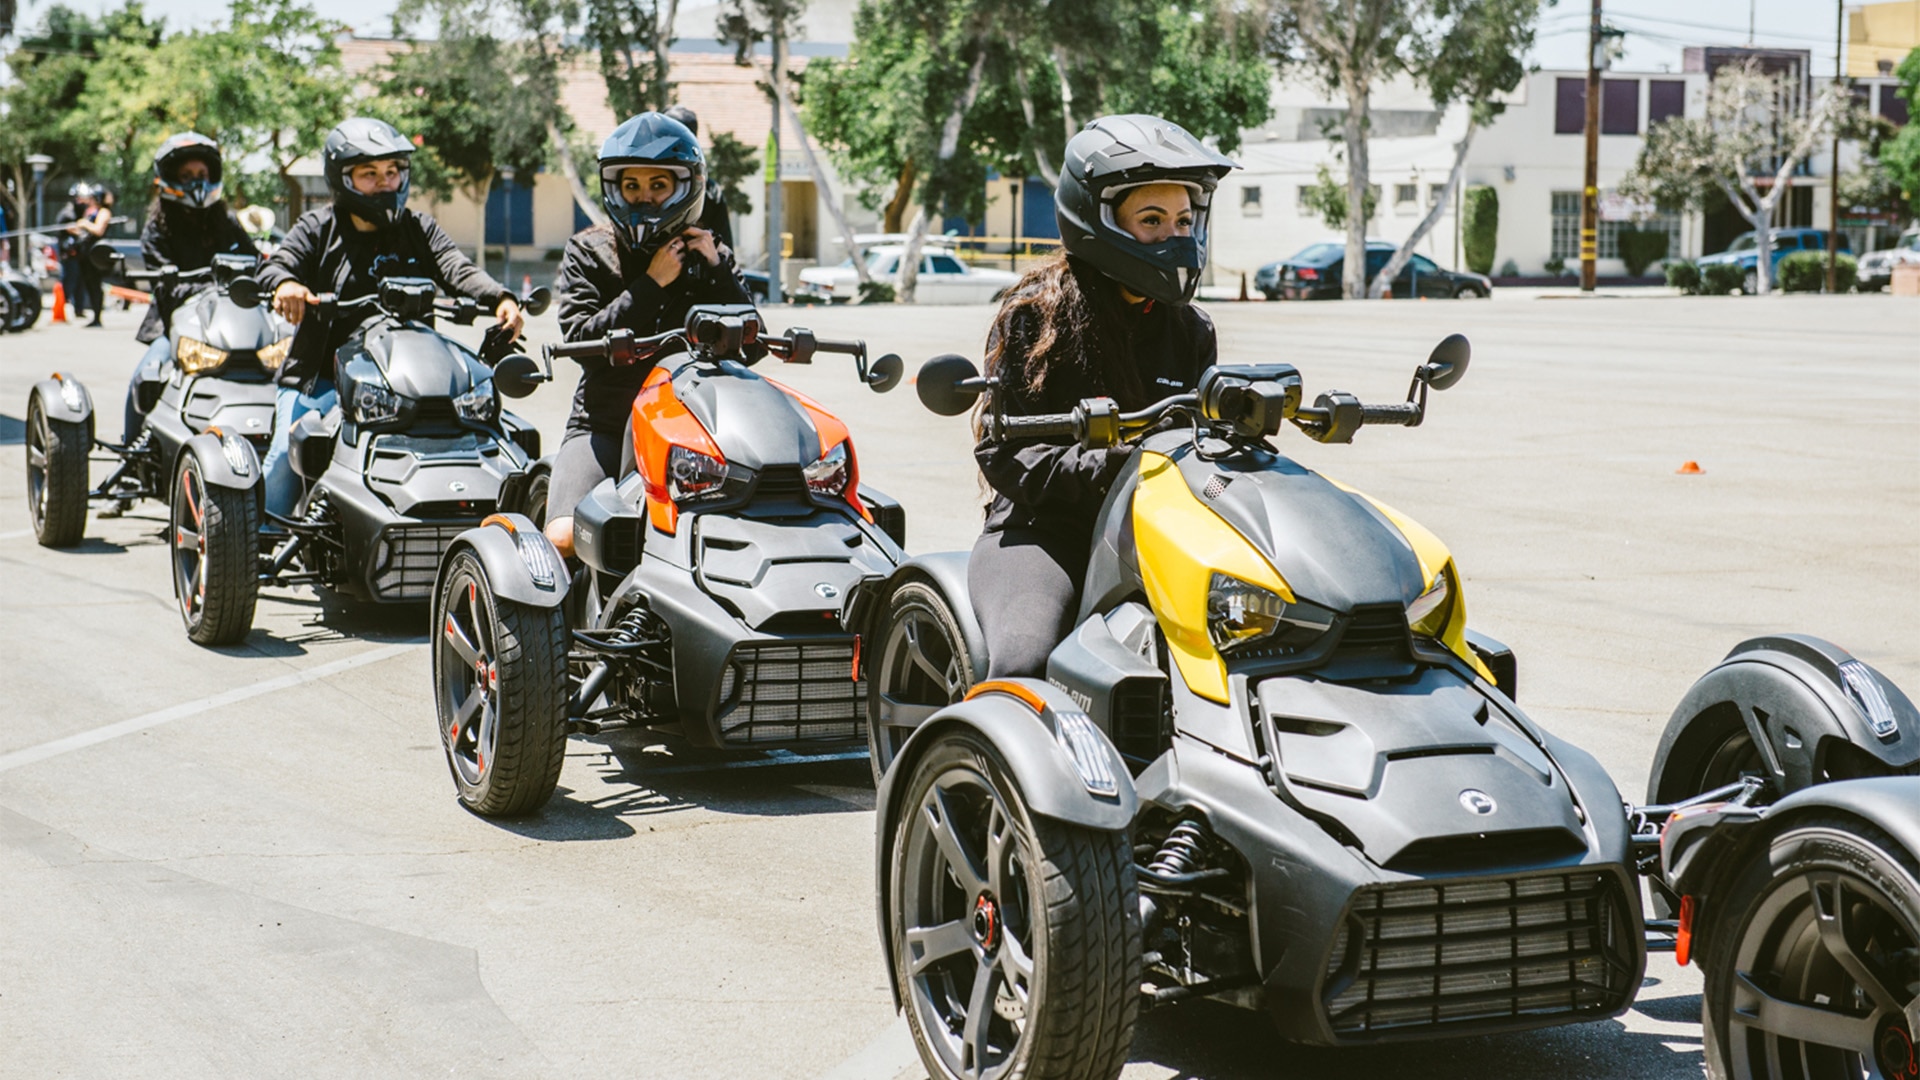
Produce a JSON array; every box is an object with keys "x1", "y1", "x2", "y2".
[
  {"x1": 1702, "y1": 815, "x2": 1920, "y2": 1080},
  {"x1": 890, "y1": 730, "x2": 1140, "y2": 1080},
  {"x1": 523, "y1": 468, "x2": 550, "y2": 529},
  {"x1": 870, "y1": 581, "x2": 975, "y2": 784},
  {"x1": 171, "y1": 452, "x2": 259, "y2": 645},
  {"x1": 434, "y1": 550, "x2": 567, "y2": 816},
  {"x1": 13, "y1": 284, "x2": 40, "y2": 330},
  {"x1": 26, "y1": 396, "x2": 90, "y2": 547}
]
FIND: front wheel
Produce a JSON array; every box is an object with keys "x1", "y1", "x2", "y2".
[
  {"x1": 870, "y1": 581, "x2": 976, "y2": 785},
  {"x1": 1702, "y1": 815, "x2": 1920, "y2": 1080},
  {"x1": 26, "y1": 397, "x2": 89, "y2": 547},
  {"x1": 434, "y1": 550, "x2": 567, "y2": 816},
  {"x1": 890, "y1": 730, "x2": 1140, "y2": 1080},
  {"x1": 171, "y1": 453, "x2": 259, "y2": 645}
]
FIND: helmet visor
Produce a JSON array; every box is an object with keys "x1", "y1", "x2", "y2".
[
  {"x1": 600, "y1": 164, "x2": 699, "y2": 248},
  {"x1": 1094, "y1": 180, "x2": 1213, "y2": 301}
]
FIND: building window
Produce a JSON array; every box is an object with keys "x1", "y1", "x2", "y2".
[
  {"x1": 1555, "y1": 77, "x2": 1585, "y2": 134},
  {"x1": 1429, "y1": 182, "x2": 1448, "y2": 205},
  {"x1": 1602, "y1": 79, "x2": 1640, "y2": 135},
  {"x1": 1551, "y1": 190, "x2": 1684, "y2": 261},
  {"x1": 1395, "y1": 183, "x2": 1418, "y2": 209},
  {"x1": 1297, "y1": 185, "x2": 1313, "y2": 211},
  {"x1": 1241, "y1": 185, "x2": 1262, "y2": 217},
  {"x1": 1648, "y1": 80, "x2": 1686, "y2": 126}
]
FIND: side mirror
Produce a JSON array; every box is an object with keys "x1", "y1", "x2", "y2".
[
  {"x1": 867, "y1": 353, "x2": 903, "y2": 394},
  {"x1": 522, "y1": 286, "x2": 552, "y2": 317},
  {"x1": 917, "y1": 354, "x2": 983, "y2": 416},
  {"x1": 1418, "y1": 333, "x2": 1470, "y2": 391},
  {"x1": 227, "y1": 276, "x2": 263, "y2": 309},
  {"x1": 493, "y1": 354, "x2": 545, "y2": 399},
  {"x1": 88, "y1": 244, "x2": 124, "y2": 272}
]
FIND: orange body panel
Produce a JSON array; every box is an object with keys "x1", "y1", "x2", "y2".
[{"x1": 763, "y1": 377, "x2": 872, "y2": 522}]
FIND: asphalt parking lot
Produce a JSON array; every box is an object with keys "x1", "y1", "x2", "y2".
[{"x1": 2, "y1": 289, "x2": 1915, "y2": 1079}]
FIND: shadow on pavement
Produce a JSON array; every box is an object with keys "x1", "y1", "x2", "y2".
[
  {"x1": 0, "y1": 413, "x2": 23, "y2": 445},
  {"x1": 1126, "y1": 998, "x2": 1703, "y2": 1079}
]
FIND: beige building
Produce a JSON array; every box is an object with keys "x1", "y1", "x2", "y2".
[{"x1": 1849, "y1": 1, "x2": 1920, "y2": 78}]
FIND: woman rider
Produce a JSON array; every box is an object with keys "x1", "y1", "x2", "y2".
[
  {"x1": 542, "y1": 111, "x2": 750, "y2": 558},
  {"x1": 970, "y1": 114, "x2": 1236, "y2": 678},
  {"x1": 257, "y1": 117, "x2": 524, "y2": 521},
  {"x1": 122, "y1": 133, "x2": 256, "y2": 444}
]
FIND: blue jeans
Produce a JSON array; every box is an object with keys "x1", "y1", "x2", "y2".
[
  {"x1": 262, "y1": 379, "x2": 336, "y2": 519},
  {"x1": 124, "y1": 336, "x2": 172, "y2": 442}
]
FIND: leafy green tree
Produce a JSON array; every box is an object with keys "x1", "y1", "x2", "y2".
[
  {"x1": 582, "y1": 0, "x2": 675, "y2": 115},
  {"x1": 707, "y1": 130, "x2": 760, "y2": 215},
  {"x1": 1879, "y1": 48, "x2": 1920, "y2": 222}
]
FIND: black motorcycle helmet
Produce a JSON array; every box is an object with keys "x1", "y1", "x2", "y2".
[
  {"x1": 1054, "y1": 114, "x2": 1236, "y2": 306},
  {"x1": 323, "y1": 117, "x2": 416, "y2": 229},
  {"x1": 598, "y1": 112, "x2": 706, "y2": 254},
  {"x1": 154, "y1": 132, "x2": 224, "y2": 209}
]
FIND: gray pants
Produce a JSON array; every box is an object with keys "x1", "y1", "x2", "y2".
[
  {"x1": 547, "y1": 427, "x2": 629, "y2": 525},
  {"x1": 968, "y1": 528, "x2": 1085, "y2": 679}
]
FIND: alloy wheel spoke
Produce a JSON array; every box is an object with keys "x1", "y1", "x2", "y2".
[
  {"x1": 961, "y1": 954, "x2": 1000, "y2": 1075},
  {"x1": 924, "y1": 785, "x2": 987, "y2": 898},
  {"x1": 1809, "y1": 873, "x2": 1914, "y2": 1016},
  {"x1": 175, "y1": 525, "x2": 201, "y2": 551},
  {"x1": 985, "y1": 802, "x2": 1013, "y2": 900},
  {"x1": 998, "y1": 925, "x2": 1034, "y2": 1002},
  {"x1": 27, "y1": 444, "x2": 45, "y2": 469},
  {"x1": 453, "y1": 684, "x2": 484, "y2": 736},
  {"x1": 902, "y1": 619, "x2": 951, "y2": 694},
  {"x1": 443, "y1": 611, "x2": 482, "y2": 668},
  {"x1": 1733, "y1": 970, "x2": 1879, "y2": 1053},
  {"x1": 905, "y1": 918, "x2": 977, "y2": 977},
  {"x1": 475, "y1": 699, "x2": 497, "y2": 773},
  {"x1": 182, "y1": 473, "x2": 202, "y2": 526}
]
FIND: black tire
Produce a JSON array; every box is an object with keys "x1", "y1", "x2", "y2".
[
  {"x1": 869, "y1": 580, "x2": 976, "y2": 784},
  {"x1": 434, "y1": 549, "x2": 568, "y2": 816},
  {"x1": 523, "y1": 469, "x2": 550, "y2": 530},
  {"x1": 26, "y1": 396, "x2": 89, "y2": 548},
  {"x1": 16, "y1": 284, "x2": 42, "y2": 330},
  {"x1": 1702, "y1": 814, "x2": 1920, "y2": 1080},
  {"x1": 890, "y1": 730, "x2": 1140, "y2": 1080},
  {"x1": 0, "y1": 286, "x2": 14, "y2": 330},
  {"x1": 171, "y1": 452, "x2": 259, "y2": 645}
]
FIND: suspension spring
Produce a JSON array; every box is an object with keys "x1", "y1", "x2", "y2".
[{"x1": 1148, "y1": 819, "x2": 1211, "y2": 878}]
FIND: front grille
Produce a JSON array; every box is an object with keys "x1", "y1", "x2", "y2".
[
  {"x1": 1340, "y1": 607, "x2": 1409, "y2": 649},
  {"x1": 1322, "y1": 870, "x2": 1637, "y2": 1038},
  {"x1": 409, "y1": 399, "x2": 463, "y2": 435},
  {"x1": 714, "y1": 638, "x2": 866, "y2": 746},
  {"x1": 371, "y1": 522, "x2": 474, "y2": 600},
  {"x1": 754, "y1": 466, "x2": 808, "y2": 502}
]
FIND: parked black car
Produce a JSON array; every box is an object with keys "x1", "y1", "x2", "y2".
[{"x1": 1257, "y1": 241, "x2": 1491, "y2": 300}]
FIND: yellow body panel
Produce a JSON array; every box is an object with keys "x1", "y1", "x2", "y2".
[{"x1": 1129, "y1": 455, "x2": 1494, "y2": 702}]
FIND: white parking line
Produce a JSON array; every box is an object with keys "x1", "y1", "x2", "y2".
[{"x1": 0, "y1": 643, "x2": 419, "y2": 775}]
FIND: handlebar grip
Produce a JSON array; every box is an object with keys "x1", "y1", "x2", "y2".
[
  {"x1": 1360, "y1": 403, "x2": 1420, "y2": 426},
  {"x1": 549, "y1": 339, "x2": 607, "y2": 359},
  {"x1": 813, "y1": 337, "x2": 863, "y2": 356},
  {"x1": 997, "y1": 414, "x2": 1077, "y2": 439}
]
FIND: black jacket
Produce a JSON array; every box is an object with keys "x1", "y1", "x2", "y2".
[
  {"x1": 977, "y1": 295, "x2": 1217, "y2": 548},
  {"x1": 136, "y1": 204, "x2": 256, "y2": 345},
  {"x1": 555, "y1": 223, "x2": 751, "y2": 436},
  {"x1": 697, "y1": 178, "x2": 733, "y2": 250},
  {"x1": 257, "y1": 205, "x2": 509, "y2": 390}
]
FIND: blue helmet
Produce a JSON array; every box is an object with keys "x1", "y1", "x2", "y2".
[{"x1": 598, "y1": 112, "x2": 706, "y2": 254}]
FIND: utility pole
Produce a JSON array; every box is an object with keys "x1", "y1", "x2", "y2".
[
  {"x1": 1827, "y1": 0, "x2": 1842, "y2": 293},
  {"x1": 1581, "y1": 0, "x2": 1601, "y2": 292},
  {"x1": 766, "y1": 29, "x2": 786, "y2": 304}
]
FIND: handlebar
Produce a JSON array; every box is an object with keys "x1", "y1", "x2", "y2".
[{"x1": 1359, "y1": 402, "x2": 1421, "y2": 426}]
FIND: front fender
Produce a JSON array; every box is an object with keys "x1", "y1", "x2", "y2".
[
  {"x1": 873, "y1": 680, "x2": 1138, "y2": 1008},
  {"x1": 845, "y1": 551, "x2": 989, "y2": 684},
  {"x1": 435, "y1": 513, "x2": 569, "y2": 610},
  {"x1": 31, "y1": 374, "x2": 95, "y2": 439},
  {"x1": 180, "y1": 428, "x2": 260, "y2": 491},
  {"x1": 1648, "y1": 635, "x2": 1920, "y2": 806}
]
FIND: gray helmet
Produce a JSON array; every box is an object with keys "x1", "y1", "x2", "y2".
[
  {"x1": 598, "y1": 112, "x2": 706, "y2": 254},
  {"x1": 154, "y1": 132, "x2": 224, "y2": 209},
  {"x1": 323, "y1": 117, "x2": 415, "y2": 229},
  {"x1": 1054, "y1": 115, "x2": 1236, "y2": 306}
]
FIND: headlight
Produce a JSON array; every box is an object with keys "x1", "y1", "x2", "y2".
[
  {"x1": 220, "y1": 432, "x2": 253, "y2": 477},
  {"x1": 1205, "y1": 572, "x2": 1334, "y2": 655},
  {"x1": 175, "y1": 337, "x2": 229, "y2": 374},
  {"x1": 256, "y1": 337, "x2": 292, "y2": 372},
  {"x1": 667, "y1": 444, "x2": 732, "y2": 503},
  {"x1": 453, "y1": 378, "x2": 496, "y2": 423},
  {"x1": 352, "y1": 376, "x2": 402, "y2": 425},
  {"x1": 803, "y1": 441, "x2": 850, "y2": 498},
  {"x1": 1406, "y1": 568, "x2": 1452, "y2": 636}
]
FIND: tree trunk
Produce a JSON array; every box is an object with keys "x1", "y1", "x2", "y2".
[
  {"x1": 550, "y1": 122, "x2": 609, "y2": 228},
  {"x1": 883, "y1": 159, "x2": 917, "y2": 233},
  {"x1": 898, "y1": 207, "x2": 929, "y2": 302},
  {"x1": 654, "y1": 0, "x2": 679, "y2": 110},
  {"x1": 901, "y1": 48, "x2": 987, "y2": 304},
  {"x1": 764, "y1": 62, "x2": 872, "y2": 286},
  {"x1": 1051, "y1": 45, "x2": 1076, "y2": 143},
  {"x1": 1369, "y1": 122, "x2": 1477, "y2": 298},
  {"x1": 1008, "y1": 38, "x2": 1061, "y2": 188},
  {"x1": 1341, "y1": 72, "x2": 1371, "y2": 299}
]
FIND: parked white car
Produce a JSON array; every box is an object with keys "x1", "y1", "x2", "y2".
[
  {"x1": 797, "y1": 245, "x2": 1022, "y2": 304},
  {"x1": 1857, "y1": 226, "x2": 1920, "y2": 292}
]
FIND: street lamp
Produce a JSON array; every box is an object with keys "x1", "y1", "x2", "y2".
[
  {"x1": 26, "y1": 154, "x2": 53, "y2": 274},
  {"x1": 498, "y1": 165, "x2": 515, "y2": 292}
]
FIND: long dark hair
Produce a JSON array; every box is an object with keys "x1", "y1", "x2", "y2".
[{"x1": 984, "y1": 253, "x2": 1148, "y2": 409}]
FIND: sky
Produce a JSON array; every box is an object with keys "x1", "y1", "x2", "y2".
[{"x1": 10, "y1": 0, "x2": 1856, "y2": 74}]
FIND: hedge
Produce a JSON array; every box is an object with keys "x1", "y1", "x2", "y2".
[
  {"x1": 1463, "y1": 186, "x2": 1498, "y2": 275},
  {"x1": 1700, "y1": 261, "x2": 1745, "y2": 296},
  {"x1": 1776, "y1": 251, "x2": 1858, "y2": 293},
  {"x1": 1665, "y1": 259, "x2": 1701, "y2": 294},
  {"x1": 1616, "y1": 228, "x2": 1670, "y2": 277}
]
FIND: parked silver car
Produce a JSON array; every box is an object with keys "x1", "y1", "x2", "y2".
[{"x1": 1858, "y1": 226, "x2": 1920, "y2": 292}]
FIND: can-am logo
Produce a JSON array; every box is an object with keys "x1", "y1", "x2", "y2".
[
  {"x1": 813, "y1": 583, "x2": 839, "y2": 599},
  {"x1": 1459, "y1": 789, "x2": 1497, "y2": 816}
]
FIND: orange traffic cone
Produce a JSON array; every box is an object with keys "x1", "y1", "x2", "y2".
[
  {"x1": 51, "y1": 282, "x2": 67, "y2": 323},
  {"x1": 1676, "y1": 461, "x2": 1703, "y2": 475}
]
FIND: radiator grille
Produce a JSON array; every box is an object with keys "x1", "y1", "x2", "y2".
[
  {"x1": 371, "y1": 522, "x2": 474, "y2": 600},
  {"x1": 1322, "y1": 870, "x2": 1636, "y2": 1037},
  {"x1": 1340, "y1": 607, "x2": 1409, "y2": 649},
  {"x1": 754, "y1": 466, "x2": 808, "y2": 503},
  {"x1": 714, "y1": 638, "x2": 866, "y2": 746}
]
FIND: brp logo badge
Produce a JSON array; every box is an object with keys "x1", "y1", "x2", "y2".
[
  {"x1": 448, "y1": 481, "x2": 467, "y2": 493},
  {"x1": 814, "y1": 583, "x2": 839, "y2": 599},
  {"x1": 1459, "y1": 789, "x2": 1497, "y2": 816}
]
